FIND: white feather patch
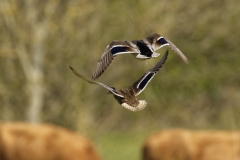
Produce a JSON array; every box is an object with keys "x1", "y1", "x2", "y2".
[
  {"x1": 136, "y1": 54, "x2": 150, "y2": 59},
  {"x1": 151, "y1": 52, "x2": 160, "y2": 58},
  {"x1": 121, "y1": 100, "x2": 147, "y2": 112}
]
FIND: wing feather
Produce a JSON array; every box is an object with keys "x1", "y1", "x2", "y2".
[
  {"x1": 69, "y1": 66, "x2": 124, "y2": 98},
  {"x1": 146, "y1": 33, "x2": 188, "y2": 63},
  {"x1": 132, "y1": 51, "x2": 169, "y2": 96},
  {"x1": 164, "y1": 38, "x2": 189, "y2": 63},
  {"x1": 91, "y1": 41, "x2": 140, "y2": 80}
]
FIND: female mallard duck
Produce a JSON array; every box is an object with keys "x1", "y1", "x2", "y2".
[
  {"x1": 70, "y1": 51, "x2": 168, "y2": 112},
  {"x1": 91, "y1": 33, "x2": 188, "y2": 80}
]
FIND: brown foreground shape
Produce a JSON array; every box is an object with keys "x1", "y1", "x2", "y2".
[
  {"x1": 0, "y1": 122, "x2": 101, "y2": 160},
  {"x1": 142, "y1": 129, "x2": 240, "y2": 160}
]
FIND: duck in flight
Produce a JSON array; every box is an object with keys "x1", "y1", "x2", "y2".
[
  {"x1": 91, "y1": 33, "x2": 188, "y2": 80},
  {"x1": 70, "y1": 50, "x2": 169, "y2": 112}
]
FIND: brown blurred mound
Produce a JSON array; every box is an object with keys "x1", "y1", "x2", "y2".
[
  {"x1": 0, "y1": 122, "x2": 101, "y2": 160},
  {"x1": 142, "y1": 129, "x2": 240, "y2": 160}
]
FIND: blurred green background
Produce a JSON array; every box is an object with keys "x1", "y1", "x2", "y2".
[{"x1": 0, "y1": 0, "x2": 240, "y2": 160}]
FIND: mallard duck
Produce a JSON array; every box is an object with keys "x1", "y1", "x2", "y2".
[
  {"x1": 70, "y1": 51, "x2": 169, "y2": 112},
  {"x1": 91, "y1": 33, "x2": 188, "y2": 80}
]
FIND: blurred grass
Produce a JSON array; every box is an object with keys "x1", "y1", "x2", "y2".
[{"x1": 93, "y1": 130, "x2": 152, "y2": 160}]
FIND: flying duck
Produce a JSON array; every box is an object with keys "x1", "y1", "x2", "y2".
[
  {"x1": 70, "y1": 50, "x2": 169, "y2": 112},
  {"x1": 91, "y1": 33, "x2": 187, "y2": 80}
]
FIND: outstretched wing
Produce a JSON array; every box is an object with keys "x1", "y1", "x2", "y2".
[
  {"x1": 91, "y1": 41, "x2": 140, "y2": 80},
  {"x1": 131, "y1": 50, "x2": 168, "y2": 96},
  {"x1": 164, "y1": 37, "x2": 188, "y2": 63},
  {"x1": 69, "y1": 66, "x2": 124, "y2": 98},
  {"x1": 146, "y1": 33, "x2": 188, "y2": 64}
]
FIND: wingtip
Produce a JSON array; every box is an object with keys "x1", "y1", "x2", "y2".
[
  {"x1": 91, "y1": 73, "x2": 98, "y2": 80},
  {"x1": 162, "y1": 50, "x2": 169, "y2": 60},
  {"x1": 181, "y1": 57, "x2": 189, "y2": 64},
  {"x1": 165, "y1": 39, "x2": 189, "y2": 64},
  {"x1": 91, "y1": 76, "x2": 96, "y2": 81},
  {"x1": 165, "y1": 49, "x2": 169, "y2": 54}
]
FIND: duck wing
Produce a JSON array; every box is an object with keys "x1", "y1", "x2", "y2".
[
  {"x1": 131, "y1": 50, "x2": 168, "y2": 96},
  {"x1": 69, "y1": 66, "x2": 124, "y2": 98},
  {"x1": 147, "y1": 33, "x2": 188, "y2": 63},
  {"x1": 164, "y1": 37, "x2": 188, "y2": 63},
  {"x1": 91, "y1": 41, "x2": 140, "y2": 80}
]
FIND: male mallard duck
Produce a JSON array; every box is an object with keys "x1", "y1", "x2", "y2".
[
  {"x1": 91, "y1": 33, "x2": 188, "y2": 80},
  {"x1": 70, "y1": 51, "x2": 169, "y2": 112}
]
